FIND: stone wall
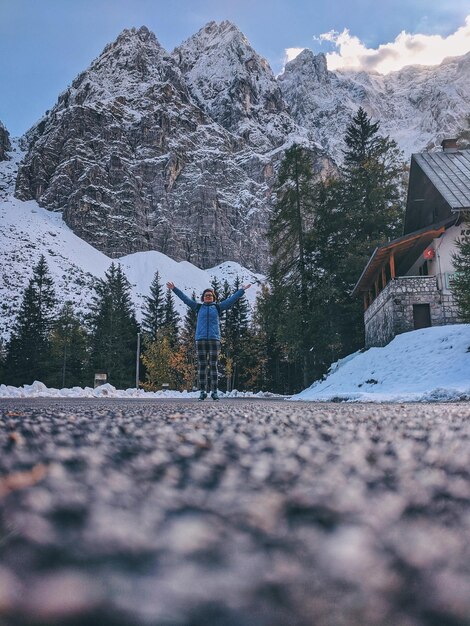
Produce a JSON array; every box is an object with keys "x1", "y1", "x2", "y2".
[
  {"x1": 364, "y1": 285, "x2": 396, "y2": 348},
  {"x1": 365, "y1": 276, "x2": 462, "y2": 348}
]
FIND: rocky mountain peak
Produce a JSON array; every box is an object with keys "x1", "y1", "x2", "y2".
[
  {"x1": 172, "y1": 21, "x2": 300, "y2": 149},
  {"x1": 189, "y1": 20, "x2": 249, "y2": 49},
  {"x1": 0, "y1": 121, "x2": 11, "y2": 161},
  {"x1": 115, "y1": 25, "x2": 157, "y2": 45},
  {"x1": 283, "y1": 50, "x2": 330, "y2": 83},
  {"x1": 101, "y1": 25, "x2": 163, "y2": 58},
  {"x1": 16, "y1": 23, "x2": 309, "y2": 273},
  {"x1": 186, "y1": 20, "x2": 251, "y2": 50},
  {"x1": 64, "y1": 25, "x2": 180, "y2": 105},
  {"x1": 173, "y1": 20, "x2": 272, "y2": 85}
]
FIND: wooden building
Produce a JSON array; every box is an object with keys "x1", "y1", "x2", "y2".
[{"x1": 352, "y1": 140, "x2": 470, "y2": 348}]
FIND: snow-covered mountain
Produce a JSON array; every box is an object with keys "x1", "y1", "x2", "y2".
[
  {"x1": 11, "y1": 23, "x2": 469, "y2": 275},
  {"x1": 14, "y1": 25, "x2": 329, "y2": 273},
  {"x1": 173, "y1": 21, "x2": 306, "y2": 151},
  {"x1": 279, "y1": 49, "x2": 470, "y2": 163},
  {"x1": 0, "y1": 142, "x2": 264, "y2": 342}
]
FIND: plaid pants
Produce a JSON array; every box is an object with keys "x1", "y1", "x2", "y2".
[{"x1": 196, "y1": 339, "x2": 220, "y2": 392}]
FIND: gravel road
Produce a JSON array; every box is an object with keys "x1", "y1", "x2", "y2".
[{"x1": 0, "y1": 398, "x2": 469, "y2": 626}]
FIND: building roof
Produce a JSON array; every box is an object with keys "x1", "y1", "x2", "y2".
[
  {"x1": 351, "y1": 217, "x2": 457, "y2": 296},
  {"x1": 413, "y1": 150, "x2": 470, "y2": 211}
]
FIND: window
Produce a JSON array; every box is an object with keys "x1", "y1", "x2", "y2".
[{"x1": 418, "y1": 261, "x2": 429, "y2": 276}]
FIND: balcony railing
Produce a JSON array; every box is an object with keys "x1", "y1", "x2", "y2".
[{"x1": 364, "y1": 275, "x2": 438, "y2": 314}]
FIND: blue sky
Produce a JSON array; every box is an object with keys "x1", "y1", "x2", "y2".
[{"x1": 1, "y1": 0, "x2": 469, "y2": 136}]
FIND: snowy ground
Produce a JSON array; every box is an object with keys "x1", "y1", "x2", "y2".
[
  {"x1": 1, "y1": 325, "x2": 469, "y2": 402},
  {"x1": 0, "y1": 381, "x2": 282, "y2": 400},
  {"x1": 292, "y1": 325, "x2": 470, "y2": 403}
]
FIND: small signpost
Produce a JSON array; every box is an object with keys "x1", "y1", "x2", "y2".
[
  {"x1": 135, "y1": 332, "x2": 141, "y2": 389},
  {"x1": 94, "y1": 373, "x2": 107, "y2": 388}
]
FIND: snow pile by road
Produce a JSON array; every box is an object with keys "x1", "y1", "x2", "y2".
[
  {"x1": 0, "y1": 381, "x2": 281, "y2": 399},
  {"x1": 293, "y1": 325, "x2": 470, "y2": 403}
]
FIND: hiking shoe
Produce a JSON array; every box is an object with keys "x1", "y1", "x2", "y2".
[
  {"x1": 210, "y1": 391, "x2": 219, "y2": 401},
  {"x1": 198, "y1": 391, "x2": 207, "y2": 401}
]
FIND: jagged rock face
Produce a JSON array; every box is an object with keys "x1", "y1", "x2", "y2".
[
  {"x1": 16, "y1": 26, "x2": 321, "y2": 271},
  {"x1": 172, "y1": 21, "x2": 302, "y2": 151},
  {"x1": 279, "y1": 49, "x2": 470, "y2": 162},
  {"x1": 0, "y1": 121, "x2": 11, "y2": 161}
]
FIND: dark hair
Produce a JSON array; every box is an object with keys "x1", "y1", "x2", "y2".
[{"x1": 201, "y1": 288, "x2": 218, "y2": 302}]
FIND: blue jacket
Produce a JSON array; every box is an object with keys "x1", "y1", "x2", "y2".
[{"x1": 173, "y1": 286, "x2": 245, "y2": 341}]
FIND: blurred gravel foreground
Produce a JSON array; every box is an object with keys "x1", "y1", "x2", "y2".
[{"x1": 0, "y1": 399, "x2": 470, "y2": 626}]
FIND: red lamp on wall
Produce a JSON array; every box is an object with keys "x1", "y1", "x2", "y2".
[{"x1": 423, "y1": 247, "x2": 435, "y2": 260}]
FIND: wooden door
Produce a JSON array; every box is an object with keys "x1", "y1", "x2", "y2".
[{"x1": 413, "y1": 304, "x2": 431, "y2": 329}]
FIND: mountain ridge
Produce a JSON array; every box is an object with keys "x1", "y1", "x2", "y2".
[
  {"x1": 4, "y1": 21, "x2": 470, "y2": 276},
  {"x1": 14, "y1": 22, "x2": 330, "y2": 272},
  {"x1": 279, "y1": 47, "x2": 470, "y2": 162}
]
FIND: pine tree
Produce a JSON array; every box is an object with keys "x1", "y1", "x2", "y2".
[
  {"x1": 210, "y1": 277, "x2": 222, "y2": 302},
  {"x1": 216, "y1": 279, "x2": 232, "y2": 389},
  {"x1": 223, "y1": 276, "x2": 251, "y2": 390},
  {"x1": 342, "y1": 107, "x2": 405, "y2": 248},
  {"x1": 269, "y1": 144, "x2": 315, "y2": 286},
  {"x1": 261, "y1": 115, "x2": 405, "y2": 392},
  {"x1": 89, "y1": 263, "x2": 139, "y2": 389},
  {"x1": 451, "y1": 224, "x2": 470, "y2": 321},
  {"x1": 243, "y1": 284, "x2": 281, "y2": 392},
  {"x1": 305, "y1": 178, "x2": 346, "y2": 377},
  {"x1": 0, "y1": 338, "x2": 7, "y2": 384},
  {"x1": 162, "y1": 288, "x2": 180, "y2": 349},
  {"x1": 141, "y1": 271, "x2": 165, "y2": 339},
  {"x1": 219, "y1": 279, "x2": 232, "y2": 338},
  {"x1": 250, "y1": 285, "x2": 274, "y2": 391},
  {"x1": 268, "y1": 144, "x2": 316, "y2": 388},
  {"x1": 4, "y1": 255, "x2": 57, "y2": 385},
  {"x1": 338, "y1": 107, "x2": 405, "y2": 353},
  {"x1": 173, "y1": 290, "x2": 198, "y2": 390},
  {"x1": 49, "y1": 302, "x2": 89, "y2": 388}
]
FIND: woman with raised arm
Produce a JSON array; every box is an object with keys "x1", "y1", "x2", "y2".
[{"x1": 167, "y1": 281, "x2": 251, "y2": 400}]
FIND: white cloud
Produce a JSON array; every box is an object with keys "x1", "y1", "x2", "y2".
[
  {"x1": 317, "y1": 15, "x2": 470, "y2": 74},
  {"x1": 285, "y1": 47, "x2": 306, "y2": 64}
]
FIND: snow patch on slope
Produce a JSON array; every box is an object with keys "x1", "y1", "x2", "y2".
[{"x1": 293, "y1": 325, "x2": 470, "y2": 402}]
